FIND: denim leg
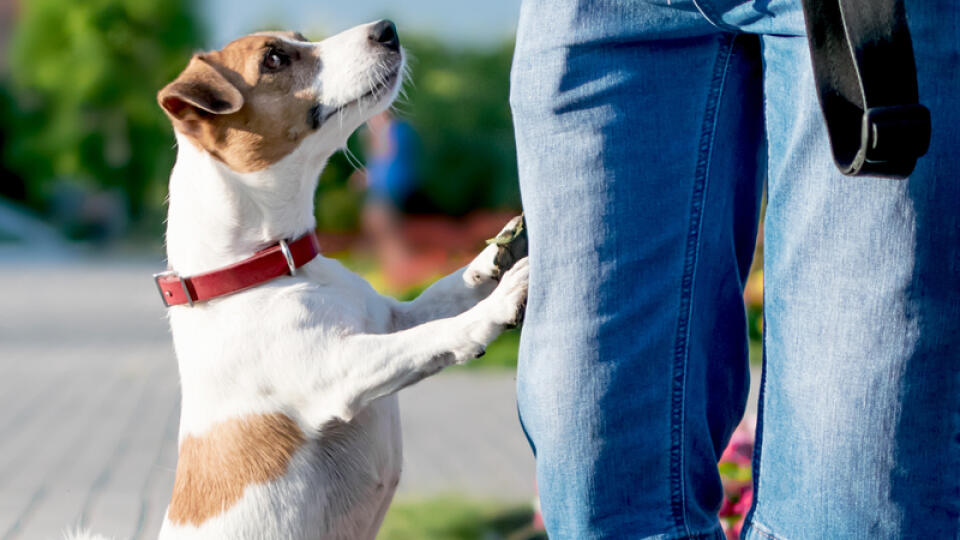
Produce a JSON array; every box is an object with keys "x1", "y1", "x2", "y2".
[
  {"x1": 744, "y1": 2, "x2": 960, "y2": 538},
  {"x1": 510, "y1": 2, "x2": 764, "y2": 537}
]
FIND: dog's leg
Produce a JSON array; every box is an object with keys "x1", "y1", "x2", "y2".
[
  {"x1": 392, "y1": 216, "x2": 525, "y2": 329},
  {"x1": 317, "y1": 258, "x2": 528, "y2": 423}
]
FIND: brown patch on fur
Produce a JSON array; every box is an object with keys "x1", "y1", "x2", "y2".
[
  {"x1": 168, "y1": 412, "x2": 305, "y2": 526},
  {"x1": 158, "y1": 34, "x2": 322, "y2": 172}
]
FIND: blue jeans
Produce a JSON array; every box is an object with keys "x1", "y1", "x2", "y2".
[{"x1": 510, "y1": 1, "x2": 960, "y2": 538}]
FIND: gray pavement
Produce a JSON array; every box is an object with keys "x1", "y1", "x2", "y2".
[{"x1": 0, "y1": 255, "x2": 535, "y2": 539}]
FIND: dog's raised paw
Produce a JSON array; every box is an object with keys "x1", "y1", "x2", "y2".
[
  {"x1": 464, "y1": 242, "x2": 502, "y2": 287},
  {"x1": 490, "y1": 215, "x2": 527, "y2": 274},
  {"x1": 505, "y1": 301, "x2": 526, "y2": 329},
  {"x1": 488, "y1": 257, "x2": 529, "y2": 327},
  {"x1": 463, "y1": 215, "x2": 527, "y2": 289}
]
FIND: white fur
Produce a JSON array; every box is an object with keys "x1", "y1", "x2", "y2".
[
  {"x1": 70, "y1": 21, "x2": 527, "y2": 540},
  {"x1": 64, "y1": 530, "x2": 112, "y2": 540}
]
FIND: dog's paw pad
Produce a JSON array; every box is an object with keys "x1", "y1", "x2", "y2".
[{"x1": 489, "y1": 215, "x2": 527, "y2": 274}]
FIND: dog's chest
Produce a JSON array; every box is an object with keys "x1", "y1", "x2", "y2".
[{"x1": 300, "y1": 396, "x2": 404, "y2": 537}]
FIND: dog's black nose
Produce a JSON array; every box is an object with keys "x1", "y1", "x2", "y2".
[{"x1": 370, "y1": 20, "x2": 400, "y2": 52}]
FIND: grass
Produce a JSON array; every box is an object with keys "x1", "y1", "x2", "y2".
[{"x1": 379, "y1": 497, "x2": 545, "y2": 540}]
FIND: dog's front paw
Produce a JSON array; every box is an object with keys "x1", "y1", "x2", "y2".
[
  {"x1": 464, "y1": 242, "x2": 501, "y2": 289},
  {"x1": 459, "y1": 257, "x2": 529, "y2": 361},
  {"x1": 463, "y1": 215, "x2": 527, "y2": 288},
  {"x1": 449, "y1": 342, "x2": 489, "y2": 365},
  {"x1": 485, "y1": 256, "x2": 529, "y2": 328}
]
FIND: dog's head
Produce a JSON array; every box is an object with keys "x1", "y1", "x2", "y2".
[{"x1": 158, "y1": 20, "x2": 403, "y2": 173}]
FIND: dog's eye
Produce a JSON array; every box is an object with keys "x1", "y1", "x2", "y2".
[{"x1": 262, "y1": 49, "x2": 290, "y2": 72}]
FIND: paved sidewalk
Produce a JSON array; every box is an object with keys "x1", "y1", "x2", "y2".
[{"x1": 0, "y1": 256, "x2": 535, "y2": 539}]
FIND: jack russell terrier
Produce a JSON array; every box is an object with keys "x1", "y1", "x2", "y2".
[{"x1": 69, "y1": 20, "x2": 528, "y2": 540}]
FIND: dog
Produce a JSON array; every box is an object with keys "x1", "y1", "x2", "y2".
[{"x1": 68, "y1": 20, "x2": 528, "y2": 540}]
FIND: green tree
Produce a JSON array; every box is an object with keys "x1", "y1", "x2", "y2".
[
  {"x1": 401, "y1": 36, "x2": 520, "y2": 215},
  {"x1": 3, "y1": 0, "x2": 204, "y2": 218}
]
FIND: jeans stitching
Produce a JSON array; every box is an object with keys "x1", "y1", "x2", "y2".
[
  {"x1": 686, "y1": 525, "x2": 727, "y2": 540},
  {"x1": 691, "y1": 0, "x2": 740, "y2": 32},
  {"x1": 743, "y1": 518, "x2": 788, "y2": 540},
  {"x1": 669, "y1": 32, "x2": 737, "y2": 536}
]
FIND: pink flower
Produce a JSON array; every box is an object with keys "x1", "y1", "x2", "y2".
[
  {"x1": 718, "y1": 417, "x2": 756, "y2": 539},
  {"x1": 732, "y1": 489, "x2": 753, "y2": 517}
]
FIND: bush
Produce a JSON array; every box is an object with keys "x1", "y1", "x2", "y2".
[{"x1": 2, "y1": 0, "x2": 204, "y2": 218}]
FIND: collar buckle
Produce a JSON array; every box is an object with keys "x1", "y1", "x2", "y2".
[{"x1": 153, "y1": 270, "x2": 193, "y2": 308}]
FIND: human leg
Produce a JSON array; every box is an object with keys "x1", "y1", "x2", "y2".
[
  {"x1": 510, "y1": 2, "x2": 766, "y2": 536},
  {"x1": 746, "y1": 1, "x2": 960, "y2": 537}
]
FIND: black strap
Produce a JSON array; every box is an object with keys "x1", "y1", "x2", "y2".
[{"x1": 801, "y1": 0, "x2": 931, "y2": 178}]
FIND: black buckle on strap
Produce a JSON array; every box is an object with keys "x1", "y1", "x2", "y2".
[{"x1": 862, "y1": 105, "x2": 931, "y2": 164}]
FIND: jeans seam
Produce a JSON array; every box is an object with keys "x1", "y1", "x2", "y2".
[
  {"x1": 691, "y1": 0, "x2": 740, "y2": 32},
  {"x1": 743, "y1": 518, "x2": 788, "y2": 540},
  {"x1": 685, "y1": 525, "x2": 727, "y2": 540},
  {"x1": 669, "y1": 32, "x2": 737, "y2": 537}
]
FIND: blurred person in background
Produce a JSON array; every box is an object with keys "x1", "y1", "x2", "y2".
[
  {"x1": 353, "y1": 110, "x2": 426, "y2": 287},
  {"x1": 510, "y1": 0, "x2": 959, "y2": 539}
]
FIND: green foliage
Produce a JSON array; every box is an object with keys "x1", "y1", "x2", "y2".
[
  {"x1": 3, "y1": 0, "x2": 204, "y2": 216},
  {"x1": 2, "y1": 8, "x2": 517, "y2": 231},
  {"x1": 380, "y1": 497, "x2": 545, "y2": 540},
  {"x1": 718, "y1": 461, "x2": 752, "y2": 483},
  {"x1": 398, "y1": 37, "x2": 520, "y2": 215},
  {"x1": 315, "y1": 183, "x2": 363, "y2": 232}
]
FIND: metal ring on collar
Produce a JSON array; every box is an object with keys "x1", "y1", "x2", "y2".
[{"x1": 279, "y1": 239, "x2": 296, "y2": 276}]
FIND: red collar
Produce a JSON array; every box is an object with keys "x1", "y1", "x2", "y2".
[{"x1": 153, "y1": 233, "x2": 321, "y2": 307}]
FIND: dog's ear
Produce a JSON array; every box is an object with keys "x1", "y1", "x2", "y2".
[{"x1": 158, "y1": 55, "x2": 244, "y2": 124}]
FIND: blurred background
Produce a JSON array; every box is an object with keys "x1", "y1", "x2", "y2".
[{"x1": 0, "y1": 0, "x2": 764, "y2": 538}]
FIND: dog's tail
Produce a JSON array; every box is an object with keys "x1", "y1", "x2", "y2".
[{"x1": 63, "y1": 528, "x2": 113, "y2": 540}]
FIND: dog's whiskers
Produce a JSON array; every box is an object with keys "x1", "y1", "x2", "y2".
[{"x1": 342, "y1": 145, "x2": 366, "y2": 174}]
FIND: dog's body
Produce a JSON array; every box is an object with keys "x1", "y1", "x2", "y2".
[{"x1": 72, "y1": 21, "x2": 528, "y2": 540}]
